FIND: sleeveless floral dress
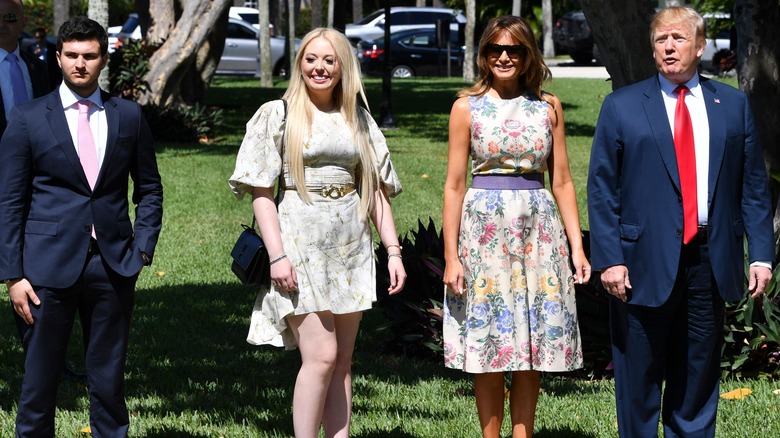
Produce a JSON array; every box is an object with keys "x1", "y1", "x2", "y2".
[{"x1": 443, "y1": 93, "x2": 583, "y2": 373}]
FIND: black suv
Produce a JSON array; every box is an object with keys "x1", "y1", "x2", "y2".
[{"x1": 553, "y1": 10, "x2": 599, "y2": 64}]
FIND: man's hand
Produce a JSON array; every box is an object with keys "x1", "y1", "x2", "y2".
[
  {"x1": 748, "y1": 266, "x2": 772, "y2": 299},
  {"x1": 601, "y1": 265, "x2": 631, "y2": 303},
  {"x1": 6, "y1": 278, "x2": 39, "y2": 325}
]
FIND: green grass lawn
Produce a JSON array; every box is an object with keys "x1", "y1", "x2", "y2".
[{"x1": 1, "y1": 75, "x2": 776, "y2": 437}]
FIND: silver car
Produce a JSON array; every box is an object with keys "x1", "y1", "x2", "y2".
[
  {"x1": 345, "y1": 7, "x2": 466, "y2": 46},
  {"x1": 217, "y1": 18, "x2": 298, "y2": 76}
]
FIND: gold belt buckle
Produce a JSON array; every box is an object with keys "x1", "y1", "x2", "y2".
[{"x1": 322, "y1": 185, "x2": 344, "y2": 199}]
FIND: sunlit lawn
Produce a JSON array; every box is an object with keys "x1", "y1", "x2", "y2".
[{"x1": 1, "y1": 74, "x2": 776, "y2": 437}]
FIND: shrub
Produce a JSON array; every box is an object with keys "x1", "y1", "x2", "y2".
[{"x1": 375, "y1": 218, "x2": 444, "y2": 361}]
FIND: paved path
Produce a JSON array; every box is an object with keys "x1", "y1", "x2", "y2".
[{"x1": 546, "y1": 59, "x2": 611, "y2": 79}]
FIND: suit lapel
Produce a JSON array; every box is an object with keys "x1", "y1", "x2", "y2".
[
  {"x1": 642, "y1": 77, "x2": 681, "y2": 192},
  {"x1": 46, "y1": 93, "x2": 92, "y2": 189},
  {"x1": 701, "y1": 78, "x2": 725, "y2": 212},
  {"x1": 100, "y1": 92, "x2": 120, "y2": 189}
]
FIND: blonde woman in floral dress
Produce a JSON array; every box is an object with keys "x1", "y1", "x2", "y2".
[
  {"x1": 229, "y1": 28, "x2": 406, "y2": 438},
  {"x1": 442, "y1": 16, "x2": 590, "y2": 438}
]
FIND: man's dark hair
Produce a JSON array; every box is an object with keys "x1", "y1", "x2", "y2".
[{"x1": 57, "y1": 16, "x2": 108, "y2": 55}]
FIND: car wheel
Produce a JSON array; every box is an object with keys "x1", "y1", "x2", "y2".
[
  {"x1": 391, "y1": 65, "x2": 414, "y2": 78},
  {"x1": 273, "y1": 59, "x2": 288, "y2": 77},
  {"x1": 570, "y1": 51, "x2": 593, "y2": 65}
]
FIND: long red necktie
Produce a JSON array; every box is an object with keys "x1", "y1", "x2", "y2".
[{"x1": 674, "y1": 85, "x2": 698, "y2": 244}]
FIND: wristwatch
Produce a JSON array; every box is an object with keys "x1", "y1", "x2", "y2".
[{"x1": 141, "y1": 252, "x2": 152, "y2": 266}]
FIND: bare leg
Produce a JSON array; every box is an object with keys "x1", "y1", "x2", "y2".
[
  {"x1": 509, "y1": 370, "x2": 541, "y2": 438},
  {"x1": 475, "y1": 372, "x2": 505, "y2": 438},
  {"x1": 321, "y1": 312, "x2": 362, "y2": 438},
  {"x1": 287, "y1": 311, "x2": 337, "y2": 438}
]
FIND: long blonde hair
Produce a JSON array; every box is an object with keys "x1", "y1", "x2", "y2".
[
  {"x1": 282, "y1": 28, "x2": 379, "y2": 217},
  {"x1": 459, "y1": 15, "x2": 551, "y2": 102}
]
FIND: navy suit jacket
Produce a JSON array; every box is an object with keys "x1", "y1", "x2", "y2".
[
  {"x1": 0, "y1": 90, "x2": 163, "y2": 288},
  {"x1": 0, "y1": 49, "x2": 51, "y2": 134},
  {"x1": 587, "y1": 75, "x2": 773, "y2": 306}
]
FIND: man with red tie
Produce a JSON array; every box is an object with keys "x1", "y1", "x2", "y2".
[
  {"x1": 587, "y1": 6, "x2": 773, "y2": 437},
  {"x1": 0, "y1": 16, "x2": 162, "y2": 437}
]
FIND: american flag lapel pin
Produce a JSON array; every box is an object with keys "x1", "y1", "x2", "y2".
[{"x1": 714, "y1": 98, "x2": 721, "y2": 104}]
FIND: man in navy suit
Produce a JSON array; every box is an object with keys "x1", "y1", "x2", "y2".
[
  {"x1": 0, "y1": 16, "x2": 162, "y2": 437},
  {"x1": 0, "y1": 0, "x2": 51, "y2": 135},
  {"x1": 587, "y1": 6, "x2": 773, "y2": 437}
]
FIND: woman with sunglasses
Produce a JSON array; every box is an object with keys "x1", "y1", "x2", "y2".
[{"x1": 442, "y1": 15, "x2": 590, "y2": 438}]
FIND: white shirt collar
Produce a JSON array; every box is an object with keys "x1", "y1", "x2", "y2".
[
  {"x1": 658, "y1": 73, "x2": 702, "y2": 99},
  {"x1": 58, "y1": 82, "x2": 104, "y2": 110}
]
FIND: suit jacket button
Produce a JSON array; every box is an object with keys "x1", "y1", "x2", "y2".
[
  {"x1": 84, "y1": 225, "x2": 91, "y2": 232},
  {"x1": 675, "y1": 229, "x2": 682, "y2": 236}
]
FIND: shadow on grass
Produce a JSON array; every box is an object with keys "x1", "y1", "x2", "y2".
[
  {"x1": 535, "y1": 428, "x2": 598, "y2": 438},
  {"x1": 0, "y1": 281, "x2": 472, "y2": 435}
]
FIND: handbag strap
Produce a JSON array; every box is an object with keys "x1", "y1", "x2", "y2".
[{"x1": 251, "y1": 98, "x2": 287, "y2": 230}]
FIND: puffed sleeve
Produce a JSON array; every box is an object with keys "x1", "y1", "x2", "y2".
[
  {"x1": 362, "y1": 107, "x2": 402, "y2": 197},
  {"x1": 228, "y1": 99, "x2": 287, "y2": 200}
]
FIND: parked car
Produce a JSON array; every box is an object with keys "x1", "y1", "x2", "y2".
[
  {"x1": 216, "y1": 18, "x2": 299, "y2": 76},
  {"x1": 228, "y1": 6, "x2": 275, "y2": 35},
  {"x1": 357, "y1": 28, "x2": 464, "y2": 78},
  {"x1": 113, "y1": 13, "x2": 142, "y2": 52},
  {"x1": 107, "y1": 25, "x2": 122, "y2": 54},
  {"x1": 346, "y1": 7, "x2": 466, "y2": 47},
  {"x1": 553, "y1": 10, "x2": 599, "y2": 64}
]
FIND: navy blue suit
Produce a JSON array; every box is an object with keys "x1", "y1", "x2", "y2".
[
  {"x1": 0, "y1": 90, "x2": 163, "y2": 437},
  {"x1": 588, "y1": 75, "x2": 773, "y2": 436}
]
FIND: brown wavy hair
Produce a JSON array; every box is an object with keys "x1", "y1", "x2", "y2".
[{"x1": 459, "y1": 15, "x2": 552, "y2": 101}]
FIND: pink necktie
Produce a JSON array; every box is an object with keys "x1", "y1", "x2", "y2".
[
  {"x1": 7, "y1": 53, "x2": 29, "y2": 106},
  {"x1": 77, "y1": 100, "x2": 99, "y2": 189},
  {"x1": 673, "y1": 85, "x2": 698, "y2": 244}
]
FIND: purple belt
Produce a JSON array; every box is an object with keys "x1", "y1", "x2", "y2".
[{"x1": 471, "y1": 174, "x2": 544, "y2": 190}]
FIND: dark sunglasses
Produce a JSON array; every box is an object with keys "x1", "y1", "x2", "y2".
[
  {"x1": 1, "y1": 13, "x2": 22, "y2": 23},
  {"x1": 486, "y1": 43, "x2": 526, "y2": 58}
]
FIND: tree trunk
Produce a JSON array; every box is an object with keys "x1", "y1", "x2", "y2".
[
  {"x1": 579, "y1": 0, "x2": 657, "y2": 90},
  {"x1": 259, "y1": 0, "x2": 273, "y2": 87},
  {"x1": 351, "y1": 0, "x2": 362, "y2": 25},
  {"x1": 734, "y1": 0, "x2": 780, "y2": 241},
  {"x1": 542, "y1": 0, "x2": 554, "y2": 57},
  {"x1": 326, "y1": 0, "x2": 334, "y2": 28},
  {"x1": 136, "y1": 0, "x2": 233, "y2": 107},
  {"x1": 285, "y1": 0, "x2": 297, "y2": 79},
  {"x1": 463, "y1": 0, "x2": 475, "y2": 83},
  {"x1": 512, "y1": 0, "x2": 521, "y2": 17},
  {"x1": 311, "y1": 0, "x2": 322, "y2": 28},
  {"x1": 87, "y1": 0, "x2": 110, "y2": 91},
  {"x1": 53, "y1": 0, "x2": 70, "y2": 33}
]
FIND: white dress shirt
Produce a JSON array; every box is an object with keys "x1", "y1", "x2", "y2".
[
  {"x1": 59, "y1": 83, "x2": 108, "y2": 169},
  {"x1": 659, "y1": 74, "x2": 709, "y2": 225}
]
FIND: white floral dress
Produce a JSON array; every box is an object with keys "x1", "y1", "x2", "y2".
[
  {"x1": 229, "y1": 100, "x2": 402, "y2": 349},
  {"x1": 443, "y1": 93, "x2": 583, "y2": 373}
]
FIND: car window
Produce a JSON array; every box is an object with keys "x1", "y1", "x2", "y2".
[
  {"x1": 357, "y1": 9, "x2": 384, "y2": 25},
  {"x1": 237, "y1": 13, "x2": 259, "y2": 25},
  {"x1": 401, "y1": 34, "x2": 437, "y2": 48},
  {"x1": 227, "y1": 22, "x2": 256, "y2": 39},
  {"x1": 389, "y1": 12, "x2": 411, "y2": 25},
  {"x1": 407, "y1": 12, "x2": 438, "y2": 25}
]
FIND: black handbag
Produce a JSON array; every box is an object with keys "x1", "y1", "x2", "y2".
[
  {"x1": 231, "y1": 218, "x2": 270, "y2": 286},
  {"x1": 230, "y1": 99, "x2": 287, "y2": 286}
]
